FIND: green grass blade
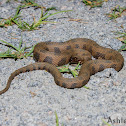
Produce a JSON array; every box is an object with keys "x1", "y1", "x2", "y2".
[
  {"x1": 43, "y1": 7, "x2": 57, "y2": 17},
  {"x1": 122, "y1": 47, "x2": 126, "y2": 50},
  {"x1": 102, "y1": 119, "x2": 111, "y2": 126},
  {"x1": 119, "y1": 45, "x2": 126, "y2": 51},
  {"x1": 123, "y1": 39, "x2": 126, "y2": 44},
  {"x1": 33, "y1": 10, "x2": 72, "y2": 28},
  {"x1": 70, "y1": 69, "x2": 78, "y2": 77},
  {"x1": 11, "y1": 18, "x2": 21, "y2": 26},
  {"x1": 115, "y1": 31, "x2": 126, "y2": 35},
  {"x1": 55, "y1": 111, "x2": 59, "y2": 126},
  {"x1": 15, "y1": 5, "x2": 21, "y2": 16},
  {"x1": 0, "y1": 54, "x2": 15, "y2": 58},
  {"x1": 41, "y1": 10, "x2": 72, "y2": 21},
  {"x1": 74, "y1": 62, "x2": 81, "y2": 70},
  {"x1": 58, "y1": 67, "x2": 70, "y2": 73},
  {"x1": 46, "y1": 7, "x2": 57, "y2": 12},
  {"x1": 25, "y1": 45, "x2": 35, "y2": 57},
  {"x1": 0, "y1": 49, "x2": 16, "y2": 58},
  {"x1": 0, "y1": 40, "x2": 20, "y2": 52},
  {"x1": 83, "y1": 86, "x2": 90, "y2": 89}
]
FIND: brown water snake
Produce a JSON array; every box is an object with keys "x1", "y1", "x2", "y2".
[{"x1": 0, "y1": 38, "x2": 124, "y2": 95}]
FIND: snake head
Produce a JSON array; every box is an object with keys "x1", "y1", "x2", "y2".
[{"x1": 70, "y1": 57, "x2": 82, "y2": 64}]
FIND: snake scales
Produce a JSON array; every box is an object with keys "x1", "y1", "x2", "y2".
[{"x1": 0, "y1": 38, "x2": 124, "y2": 95}]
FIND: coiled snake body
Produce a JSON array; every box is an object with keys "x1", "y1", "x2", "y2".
[{"x1": 0, "y1": 38, "x2": 124, "y2": 95}]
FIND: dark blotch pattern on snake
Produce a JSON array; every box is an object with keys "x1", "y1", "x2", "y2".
[{"x1": 0, "y1": 38, "x2": 124, "y2": 95}]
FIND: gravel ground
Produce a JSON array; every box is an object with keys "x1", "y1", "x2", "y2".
[{"x1": 0, "y1": 0, "x2": 126, "y2": 126}]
